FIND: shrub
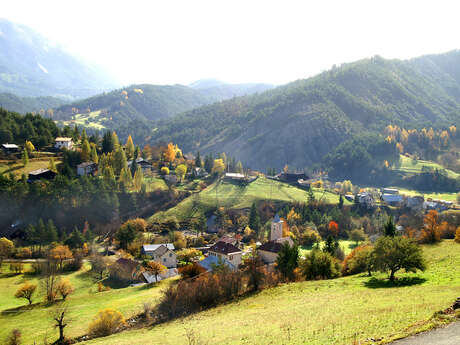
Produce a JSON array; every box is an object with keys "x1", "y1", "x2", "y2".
[
  {"x1": 14, "y1": 282, "x2": 37, "y2": 305},
  {"x1": 9, "y1": 263, "x2": 24, "y2": 274},
  {"x1": 88, "y1": 309, "x2": 125, "y2": 337},
  {"x1": 349, "y1": 228, "x2": 367, "y2": 245},
  {"x1": 56, "y1": 279, "x2": 74, "y2": 300},
  {"x1": 276, "y1": 242, "x2": 299, "y2": 281},
  {"x1": 160, "y1": 166, "x2": 169, "y2": 175},
  {"x1": 176, "y1": 248, "x2": 202, "y2": 263},
  {"x1": 341, "y1": 245, "x2": 373, "y2": 276},
  {"x1": 301, "y1": 250, "x2": 340, "y2": 280},
  {"x1": 6, "y1": 329, "x2": 21, "y2": 345},
  {"x1": 178, "y1": 263, "x2": 206, "y2": 279},
  {"x1": 455, "y1": 227, "x2": 460, "y2": 243},
  {"x1": 298, "y1": 228, "x2": 321, "y2": 246},
  {"x1": 419, "y1": 210, "x2": 442, "y2": 244}
]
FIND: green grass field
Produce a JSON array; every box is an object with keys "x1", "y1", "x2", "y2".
[
  {"x1": 150, "y1": 177, "x2": 350, "y2": 222},
  {"x1": 300, "y1": 240, "x2": 357, "y2": 257},
  {"x1": 394, "y1": 155, "x2": 459, "y2": 179},
  {"x1": 0, "y1": 158, "x2": 61, "y2": 177},
  {"x1": 0, "y1": 263, "x2": 175, "y2": 344},
  {"x1": 144, "y1": 176, "x2": 168, "y2": 192},
  {"x1": 60, "y1": 111, "x2": 107, "y2": 130},
  {"x1": 81, "y1": 240, "x2": 460, "y2": 345},
  {"x1": 396, "y1": 187, "x2": 458, "y2": 203}
]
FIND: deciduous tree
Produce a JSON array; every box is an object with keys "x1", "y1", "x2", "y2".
[
  {"x1": 145, "y1": 261, "x2": 167, "y2": 282},
  {"x1": 14, "y1": 282, "x2": 37, "y2": 305},
  {"x1": 88, "y1": 309, "x2": 125, "y2": 337},
  {"x1": 0, "y1": 237, "x2": 14, "y2": 270}
]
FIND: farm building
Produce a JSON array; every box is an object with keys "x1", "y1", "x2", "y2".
[{"x1": 55, "y1": 137, "x2": 73, "y2": 150}]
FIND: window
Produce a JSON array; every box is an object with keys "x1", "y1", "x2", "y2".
[
  {"x1": 169, "y1": 253, "x2": 172, "y2": 257},
  {"x1": 163, "y1": 258, "x2": 166, "y2": 262},
  {"x1": 229, "y1": 255, "x2": 233, "y2": 260}
]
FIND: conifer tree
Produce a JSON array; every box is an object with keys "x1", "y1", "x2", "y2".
[
  {"x1": 81, "y1": 128, "x2": 87, "y2": 143},
  {"x1": 195, "y1": 151, "x2": 201, "y2": 167},
  {"x1": 90, "y1": 145, "x2": 98, "y2": 164},
  {"x1": 48, "y1": 157, "x2": 57, "y2": 172},
  {"x1": 46, "y1": 219, "x2": 58, "y2": 243},
  {"x1": 22, "y1": 148, "x2": 29, "y2": 167},
  {"x1": 81, "y1": 139, "x2": 91, "y2": 162},
  {"x1": 125, "y1": 135, "x2": 134, "y2": 159},
  {"x1": 102, "y1": 131, "x2": 114, "y2": 153},
  {"x1": 134, "y1": 145, "x2": 140, "y2": 160},
  {"x1": 113, "y1": 148, "x2": 127, "y2": 176},
  {"x1": 112, "y1": 131, "x2": 120, "y2": 150},
  {"x1": 249, "y1": 202, "x2": 261, "y2": 235},
  {"x1": 236, "y1": 161, "x2": 243, "y2": 173},
  {"x1": 133, "y1": 166, "x2": 144, "y2": 191},
  {"x1": 384, "y1": 216, "x2": 396, "y2": 237}
]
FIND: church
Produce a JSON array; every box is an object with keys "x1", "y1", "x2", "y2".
[{"x1": 258, "y1": 214, "x2": 294, "y2": 264}]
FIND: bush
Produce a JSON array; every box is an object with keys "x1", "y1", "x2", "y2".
[
  {"x1": 178, "y1": 263, "x2": 206, "y2": 279},
  {"x1": 88, "y1": 309, "x2": 125, "y2": 337},
  {"x1": 341, "y1": 245, "x2": 373, "y2": 276},
  {"x1": 300, "y1": 250, "x2": 340, "y2": 280},
  {"x1": 6, "y1": 329, "x2": 21, "y2": 345},
  {"x1": 56, "y1": 279, "x2": 74, "y2": 300},
  {"x1": 455, "y1": 227, "x2": 460, "y2": 243},
  {"x1": 298, "y1": 228, "x2": 321, "y2": 246},
  {"x1": 176, "y1": 248, "x2": 202, "y2": 263}
]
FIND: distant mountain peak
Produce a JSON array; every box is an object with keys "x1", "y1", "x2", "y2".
[{"x1": 189, "y1": 79, "x2": 226, "y2": 89}]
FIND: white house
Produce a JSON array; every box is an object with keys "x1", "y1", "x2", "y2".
[
  {"x1": 141, "y1": 244, "x2": 177, "y2": 268},
  {"x1": 55, "y1": 137, "x2": 73, "y2": 150},
  {"x1": 208, "y1": 241, "x2": 243, "y2": 268},
  {"x1": 77, "y1": 162, "x2": 98, "y2": 176}
]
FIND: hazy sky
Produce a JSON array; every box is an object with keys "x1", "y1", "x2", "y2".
[{"x1": 3, "y1": 0, "x2": 460, "y2": 86}]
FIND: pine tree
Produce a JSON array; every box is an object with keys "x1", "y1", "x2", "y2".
[
  {"x1": 81, "y1": 128, "x2": 87, "y2": 143},
  {"x1": 102, "y1": 131, "x2": 114, "y2": 153},
  {"x1": 134, "y1": 145, "x2": 140, "y2": 160},
  {"x1": 130, "y1": 157, "x2": 138, "y2": 177},
  {"x1": 195, "y1": 151, "x2": 201, "y2": 167},
  {"x1": 46, "y1": 219, "x2": 58, "y2": 243},
  {"x1": 65, "y1": 227, "x2": 85, "y2": 249},
  {"x1": 90, "y1": 145, "x2": 98, "y2": 164},
  {"x1": 125, "y1": 135, "x2": 135, "y2": 159},
  {"x1": 236, "y1": 161, "x2": 243, "y2": 173},
  {"x1": 338, "y1": 195, "x2": 344, "y2": 209},
  {"x1": 249, "y1": 202, "x2": 261, "y2": 235},
  {"x1": 384, "y1": 216, "x2": 396, "y2": 237},
  {"x1": 307, "y1": 186, "x2": 315, "y2": 204},
  {"x1": 112, "y1": 132, "x2": 120, "y2": 150},
  {"x1": 119, "y1": 166, "x2": 133, "y2": 187},
  {"x1": 81, "y1": 139, "x2": 91, "y2": 162},
  {"x1": 22, "y1": 149, "x2": 29, "y2": 167},
  {"x1": 113, "y1": 148, "x2": 127, "y2": 176},
  {"x1": 133, "y1": 166, "x2": 144, "y2": 191}
]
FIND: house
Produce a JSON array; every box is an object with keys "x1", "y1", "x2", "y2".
[
  {"x1": 28, "y1": 168, "x2": 56, "y2": 182},
  {"x1": 258, "y1": 214, "x2": 294, "y2": 264},
  {"x1": 141, "y1": 244, "x2": 177, "y2": 268},
  {"x1": 111, "y1": 258, "x2": 141, "y2": 282},
  {"x1": 193, "y1": 167, "x2": 208, "y2": 178},
  {"x1": 383, "y1": 188, "x2": 399, "y2": 195},
  {"x1": 381, "y1": 193, "x2": 403, "y2": 206},
  {"x1": 141, "y1": 268, "x2": 178, "y2": 283},
  {"x1": 217, "y1": 236, "x2": 239, "y2": 246},
  {"x1": 357, "y1": 192, "x2": 375, "y2": 208},
  {"x1": 77, "y1": 162, "x2": 98, "y2": 176},
  {"x1": 224, "y1": 172, "x2": 245, "y2": 181},
  {"x1": 54, "y1": 137, "x2": 73, "y2": 150},
  {"x1": 344, "y1": 194, "x2": 354, "y2": 202},
  {"x1": 1, "y1": 143, "x2": 19, "y2": 154},
  {"x1": 406, "y1": 195, "x2": 424, "y2": 210},
  {"x1": 128, "y1": 158, "x2": 152, "y2": 172},
  {"x1": 208, "y1": 241, "x2": 243, "y2": 268},
  {"x1": 277, "y1": 172, "x2": 308, "y2": 183},
  {"x1": 197, "y1": 255, "x2": 236, "y2": 272}
]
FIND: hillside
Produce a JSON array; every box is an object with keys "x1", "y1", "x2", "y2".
[
  {"x1": 52, "y1": 82, "x2": 273, "y2": 133},
  {"x1": 0, "y1": 93, "x2": 66, "y2": 114},
  {"x1": 0, "y1": 19, "x2": 117, "y2": 98},
  {"x1": 82, "y1": 241, "x2": 460, "y2": 345},
  {"x1": 150, "y1": 52, "x2": 460, "y2": 170}
]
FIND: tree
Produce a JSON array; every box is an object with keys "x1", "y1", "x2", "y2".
[
  {"x1": 420, "y1": 210, "x2": 441, "y2": 244},
  {"x1": 51, "y1": 304, "x2": 69, "y2": 345},
  {"x1": 46, "y1": 219, "x2": 58, "y2": 243},
  {"x1": 65, "y1": 228, "x2": 84, "y2": 249},
  {"x1": 175, "y1": 164, "x2": 187, "y2": 182},
  {"x1": 372, "y1": 236, "x2": 426, "y2": 281},
  {"x1": 145, "y1": 261, "x2": 167, "y2": 282},
  {"x1": 244, "y1": 254, "x2": 264, "y2": 291},
  {"x1": 48, "y1": 157, "x2": 57, "y2": 172},
  {"x1": 248, "y1": 202, "x2": 261, "y2": 236},
  {"x1": 90, "y1": 145, "x2": 99, "y2": 164},
  {"x1": 102, "y1": 131, "x2": 114, "y2": 153},
  {"x1": 455, "y1": 227, "x2": 460, "y2": 243},
  {"x1": 160, "y1": 166, "x2": 169, "y2": 175},
  {"x1": 195, "y1": 151, "x2": 202, "y2": 167},
  {"x1": 88, "y1": 309, "x2": 125, "y2": 337},
  {"x1": 115, "y1": 223, "x2": 137, "y2": 249},
  {"x1": 307, "y1": 186, "x2": 315, "y2": 204},
  {"x1": 22, "y1": 148, "x2": 29, "y2": 167},
  {"x1": 133, "y1": 167, "x2": 143, "y2": 191},
  {"x1": 338, "y1": 194, "x2": 344, "y2": 209},
  {"x1": 14, "y1": 282, "x2": 37, "y2": 305},
  {"x1": 113, "y1": 148, "x2": 127, "y2": 176},
  {"x1": 328, "y1": 221, "x2": 339, "y2": 237},
  {"x1": 119, "y1": 166, "x2": 132, "y2": 187},
  {"x1": 323, "y1": 235, "x2": 338, "y2": 256},
  {"x1": 236, "y1": 161, "x2": 243, "y2": 174},
  {"x1": 301, "y1": 249, "x2": 339, "y2": 280},
  {"x1": 349, "y1": 228, "x2": 367, "y2": 245},
  {"x1": 49, "y1": 245, "x2": 73, "y2": 271},
  {"x1": 112, "y1": 132, "x2": 120, "y2": 150},
  {"x1": 341, "y1": 245, "x2": 374, "y2": 276},
  {"x1": 81, "y1": 139, "x2": 91, "y2": 162},
  {"x1": 212, "y1": 159, "x2": 225, "y2": 175},
  {"x1": 56, "y1": 278, "x2": 74, "y2": 300},
  {"x1": 276, "y1": 242, "x2": 299, "y2": 281},
  {"x1": 383, "y1": 216, "x2": 396, "y2": 237},
  {"x1": 164, "y1": 143, "x2": 176, "y2": 163},
  {"x1": 25, "y1": 140, "x2": 35, "y2": 154},
  {"x1": 0, "y1": 237, "x2": 14, "y2": 270},
  {"x1": 125, "y1": 135, "x2": 134, "y2": 159},
  {"x1": 90, "y1": 255, "x2": 110, "y2": 280}
]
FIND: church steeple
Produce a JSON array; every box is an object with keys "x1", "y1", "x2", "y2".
[{"x1": 270, "y1": 214, "x2": 283, "y2": 241}]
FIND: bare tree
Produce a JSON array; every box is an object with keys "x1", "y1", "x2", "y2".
[{"x1": 51, "y1": 304, "x2": 70, "y2": 345}]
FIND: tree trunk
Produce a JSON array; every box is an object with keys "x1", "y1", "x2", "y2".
[{"x1": 389, "y1": 270, "x2": 395, "y2": 281}]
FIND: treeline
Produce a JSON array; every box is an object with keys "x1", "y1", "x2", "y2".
[{"x1": 323, "y1": 133, "x2": 400, "y2": 184}]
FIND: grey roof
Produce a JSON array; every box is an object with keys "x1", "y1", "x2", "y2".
[
  {"x1": 197, "y1": 256, "x2": 236, "y2": 272},
  {"x1": 77, "y1": 161, "x2": 96, "y2": 168},
  {"x1": 28, "y1": 168, "x2": 51, "y2": 175},
  {"x1": 273, "y1": 214, "x2": 282, "y2": 223},
  {"x1": 382, "y1": 194, "x2": 403, "y2": 203},
  {"x1": 142, "y1": 244, "x2": 175, "y2": 253}
]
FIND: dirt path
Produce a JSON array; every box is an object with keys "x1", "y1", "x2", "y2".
[{"x1": 390, "y1": 321, "x2": 460, "y2": 345}]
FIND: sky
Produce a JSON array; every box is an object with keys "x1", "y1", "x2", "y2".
[{"x1": 2, "y1": 0, "x2": 460, "y2": 86}]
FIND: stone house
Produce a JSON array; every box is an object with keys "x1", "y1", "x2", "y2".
[{"x1": 141, "y1": 244, "x2": 177, "y2": 268}]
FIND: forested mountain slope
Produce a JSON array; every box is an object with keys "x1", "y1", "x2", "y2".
[
  {"x1": 151, "y1": 52, "x2": 460, "y2": 170},
  {"x1": 0, "y1": 93, "x2": 66, "y2": 114}
]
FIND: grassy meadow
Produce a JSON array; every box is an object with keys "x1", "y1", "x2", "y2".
[
  {"x1": 393, "y1": 155, "x2": 459, "y2": 179},
  {"x1": 0, "y1": 262, "x2": 176, "y2": 344},
  {"x1": 150, "y1": 177, "x2": 350, "y2": 222},
  {"x1": 60, "y1": 111, "x2": 107, "y2": 130},
  {"x1": 0, "y1": 157, "x2": 61, "y2": 177},
  {"x1": 81, "y1": 240, "x2": 460, "y2": 345},
  {"x1": 299, "y1": 240, "x2": 357, "y2": 257}
]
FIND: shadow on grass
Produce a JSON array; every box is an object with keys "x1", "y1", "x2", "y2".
[
  {"x1": 364, "y1": 276, "x2": 427, "y2": 289},
  {"x1": 1, "y1": 301, "x2": 48, "y2": 315}
]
